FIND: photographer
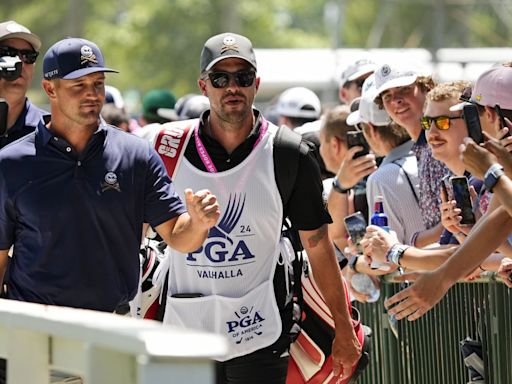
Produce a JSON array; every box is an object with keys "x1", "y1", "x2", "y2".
[{"x1": 0, "y1": 20, "x2": 49, "y2": 148}]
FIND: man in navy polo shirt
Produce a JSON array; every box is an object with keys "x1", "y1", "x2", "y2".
[
  {"x1": 0, "y1": 37, "x2": 220, "y2": 312},
  {"x1": 0, "y1": 20, "x2": 49, "y2": 148}
]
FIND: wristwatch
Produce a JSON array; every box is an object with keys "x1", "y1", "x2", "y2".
[
  {"x1": 386, "y1": 244, "x2": 409, "y2": 266},
  {"x1": 332, "y1": 177, "x2": 351, "y2": 194},
  {"x1": 348, "y1": 255, "x2": 359, "y2": 273},
  {"x1": 484, "y1": 164, "x2": 505, "y2": 192}
]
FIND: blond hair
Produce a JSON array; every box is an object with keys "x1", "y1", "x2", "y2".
[{"x1": 426, "y1": 80, "x2": 472, "y2": 103}]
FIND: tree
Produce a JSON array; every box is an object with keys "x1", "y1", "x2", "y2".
[{"x1": 3, "y1": 0, "x2": 510, "y2": 107}]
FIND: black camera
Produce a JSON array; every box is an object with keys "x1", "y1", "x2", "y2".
[
  {"x1": 0, "y1": 99, "x2": 7, "y2": 136},
  {"x1": 0, "y1": 56, "x2": 22, "y2": 81}
]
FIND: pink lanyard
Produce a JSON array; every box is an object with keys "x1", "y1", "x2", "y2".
[{"x1": 194, "y1": 118, "x2": 268, "y2": 173}]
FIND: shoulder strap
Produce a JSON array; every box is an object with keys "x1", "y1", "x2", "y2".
[
  {"x1": 153, "y1": 120, "x2": 196, "y2": 179},
  {"x1": 391, "y1": 158, "x2": 419, "y2": 204},
  {"x1": 273, "y1": 125, "x2": 310, "y2": 215},
  {"x1": 147, "y1": 121, "x2": 195, "y2": 321},
  {"x1": 273, "y1": 125, "x2": 310, "y2": 342}
]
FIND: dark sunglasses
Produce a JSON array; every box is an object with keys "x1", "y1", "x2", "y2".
[
  {"x1": 420, "y1": 115, "x2": 462, "y2": 130},
  {"x1": 205, "y1": 70, "x2": 256, "y2": 88},
  {"x1": 459, "y1": 86, "x2": 472, "y2": 103},
  {"x1": 0, "y1": 46, "x2": 39, "y2": 65}
]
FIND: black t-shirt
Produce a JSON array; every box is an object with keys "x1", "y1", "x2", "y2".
[{"x1": 184, "y1": 110, "x2": 332, "y2": 231}]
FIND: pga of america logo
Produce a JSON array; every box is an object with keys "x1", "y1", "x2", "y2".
[{"x1": 226, "y1": 306, "x2": 265, "y2": 344}]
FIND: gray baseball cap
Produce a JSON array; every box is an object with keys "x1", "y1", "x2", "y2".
[
  {"x1": 0, "y1": 20, "x2": 41, "y2": 51},
  {"x1": 200, "y1": 33, "x2": 257, "y2": 72}
]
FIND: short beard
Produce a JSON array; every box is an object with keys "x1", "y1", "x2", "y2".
[{"x1": 218, "y1": 108, "x2": 250, "y2": 125}]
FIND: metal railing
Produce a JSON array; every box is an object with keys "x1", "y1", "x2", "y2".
[
  {"x1": 0, "y1": 299, "x2": 227, "y2": 384},
  {"x1": 354, "y1": 275, "x2": 512, "y2": 384}
]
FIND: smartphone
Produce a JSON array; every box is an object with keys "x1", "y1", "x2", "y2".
[
  {"x1": 450, "y1": 176, "x2": 475, "y2": 226},
  {"x1": 346, "y1": 130, "x2": 370, "y2": 158},
  {"x1": 494, "y1": 104, "x2": 511, "y2": 138},
  {"x1": 0, "y1": 99, "x2": 8, "y2": 137},
  {"x1": 463, "y1": 104, "x2": 483, "y2": 144},
  {"x1": 343, "y1": 211, "x2": 367, "y2": 254}
]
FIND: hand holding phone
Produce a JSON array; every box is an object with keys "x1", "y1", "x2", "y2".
[
  {"x1": 346, "y1": 131, "x2": 370, "y2": 158},
  {"x1": 495, "y1": 104, "x2": 511, "y2": 139},
  {"x1": 463, "y1": 104, "x2": 483, "y2": 144},
  {"x1": 343, "y1": 211, "x2": 367, "y2": 254},
  {"x1": 450, "y1": 176, "x2": 475, "y2": 226}
]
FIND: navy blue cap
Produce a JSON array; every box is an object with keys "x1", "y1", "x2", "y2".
[{"x1": 43, "y1": 37, "x2": 118, "y2": 80}]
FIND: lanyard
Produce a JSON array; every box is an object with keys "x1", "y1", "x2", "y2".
[{"x1": 194, "y1": 118, "x2": 268, "y2": 173}]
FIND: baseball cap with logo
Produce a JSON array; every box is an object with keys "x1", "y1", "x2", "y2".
[
  {"x1": 200, "y1": 32, "x2": 257, "y2": 72},
  {"x1": 374, "y1": 63, "x2": 420, "y2": 98},
  {"x1": 0, "y1": 20, "x2": 41, "y2": 51},
  {"x1": 276, "y1": 87, "x2": 322, "y2": 119},
  {"x1": 450, "y1": 66, "x2": 512, "y2": 111},
  {"x1": 43, "y1": 37, "x2": 118, "y2": 80},
  {"x1": 347, "y1": 74, "x2": 391, "y2": 127},
  {"x1": 339, "y1": 57, "x2": 377, "y2": 88}
]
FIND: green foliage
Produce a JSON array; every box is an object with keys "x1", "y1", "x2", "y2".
[{"x1": 3, "y1": 0, "x2": 511, "y2": 109}]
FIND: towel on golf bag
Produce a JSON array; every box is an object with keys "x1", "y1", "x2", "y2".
[{"x1": 286, "y1": 269, "x2": 372, "y2": 384}]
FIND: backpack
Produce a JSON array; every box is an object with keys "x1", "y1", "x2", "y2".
[{"x1": 132, "y1": 121, "x2": 371, "y2": 382}]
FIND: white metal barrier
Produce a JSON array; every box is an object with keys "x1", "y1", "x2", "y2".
[{"x1": 0, "y1": 299, "x2": 227, "y2": 384}]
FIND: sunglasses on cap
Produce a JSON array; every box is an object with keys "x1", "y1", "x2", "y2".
[
  {"x1": 0, "y1": 46, "x2": 39, "y2": 65},
  {"x1": 420, "y1": 115, "x2": 462, "y2": 130},
  {"x1": 459, "y1": 86, "x2": 472, "y2": 103},
  {"x1": 204, "y1": 70, "x2": 256, "y2": 88}
]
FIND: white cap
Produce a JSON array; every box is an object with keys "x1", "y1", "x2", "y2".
[
  {"x1": 448, "y1": 101, "x2": 471, "y2": 112},
  {"x1": 104, "y1": 85, "x2": 125, "y2": 109},
  {"x1": 339, "y1": 57, "x2": 377, "y2": 88},
  {"x1": 347, "y1": 74, "x2": 391, "y2": 127},
  {"x1": 374, "y1": 63, "x2": 420, "y2": 98},
  {"x1": 276, "y1": 87, "x2": 321, "y2": 119},
  {"x1": 0, "y1": 20, "x2": 41, "y2": 51}
]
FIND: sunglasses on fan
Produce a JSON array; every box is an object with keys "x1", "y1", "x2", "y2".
[{"x1": 420, "y1": 115, "x2": 462, "y2": 130}]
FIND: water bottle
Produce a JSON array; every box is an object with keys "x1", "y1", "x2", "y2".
[
  {"x1": 370, "y1": 196, "x2": 391, "y2": 271},
  {"x1": 351, "y1": 273, "x2": 380, "y2": 303},
  {"x1": 371, "y1": 196, "x2": 389, "y2": 230}
]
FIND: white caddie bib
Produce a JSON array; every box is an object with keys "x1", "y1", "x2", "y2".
[{"x1": 165, "y1": 123, "x2": 284, "y2": 360}]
